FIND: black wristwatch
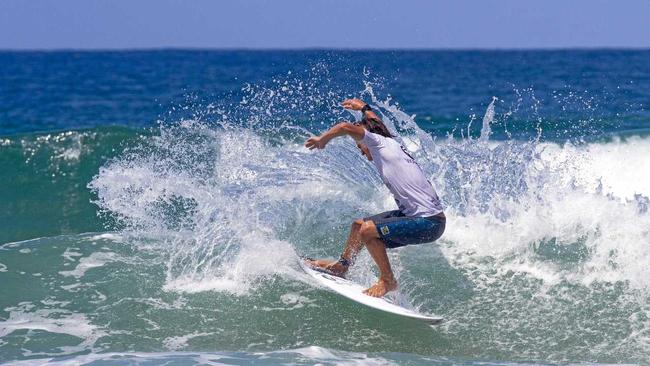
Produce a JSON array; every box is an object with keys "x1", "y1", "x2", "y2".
[{"x1": 360, "y1": 104, "x2": 372, "y2": 114}]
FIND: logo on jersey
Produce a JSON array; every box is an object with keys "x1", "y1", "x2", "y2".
[{"x1": 380, "y1": 226, "x2": 390, "y2": 235}]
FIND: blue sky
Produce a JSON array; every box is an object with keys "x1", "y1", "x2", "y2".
[{"x1": 1, "y1": 0, "x2": 649, "y2": 50}]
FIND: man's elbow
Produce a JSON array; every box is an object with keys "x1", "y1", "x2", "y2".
[{"x1": 340, "y1": 122, "x2": 355, "y2": 133}]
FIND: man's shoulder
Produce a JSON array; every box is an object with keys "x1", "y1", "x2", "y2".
[{"x1": 361, "y1": 130, "x2": 385, "y2": 147}]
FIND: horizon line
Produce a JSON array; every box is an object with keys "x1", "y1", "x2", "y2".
[{"x1": 1, "y1": 46, "x2": 650, "y2": 53}]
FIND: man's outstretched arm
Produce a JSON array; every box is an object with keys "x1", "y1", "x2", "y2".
[{"x1": 305, "y1": 122, "x2": 365, "y2": 150}]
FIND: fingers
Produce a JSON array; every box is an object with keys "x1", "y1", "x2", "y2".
[
  {"x1": 305, "y1": 137, "x2": 319, "y2": 150},
  {"x1": 341, "y1": 98, "x2": 364, "y2": 110},
  {"x1": 341, "y1": 99, "x2": 357, "y2": 107}
]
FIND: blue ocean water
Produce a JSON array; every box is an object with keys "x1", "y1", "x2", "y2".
[{"x1": 1, "y1": 50, "x2": 649, "y2": 365}]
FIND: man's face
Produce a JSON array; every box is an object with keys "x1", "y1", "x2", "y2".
[{"x1": 356, "y1": 142, "x2": 373, "y2": 161}]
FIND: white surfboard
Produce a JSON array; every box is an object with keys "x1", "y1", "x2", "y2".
[{"x1": 299, "y1": 259, "x2": 443, "y2": 324}]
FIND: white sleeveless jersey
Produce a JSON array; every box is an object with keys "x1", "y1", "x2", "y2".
[{"x1": 360, "y1": 130, "x2": 443, "y2": 217}]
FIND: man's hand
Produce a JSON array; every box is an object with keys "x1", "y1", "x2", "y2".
[
  {"x1": 342, "y1": 98, "x2": 367, "y2": 111},
  {"x1": 305, "y1": 135, "x2": 328, "y2": 150}
]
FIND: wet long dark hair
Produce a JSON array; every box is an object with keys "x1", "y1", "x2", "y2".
[{"x1": 359, "y1": 116, "x2": 394, "y2": 138}]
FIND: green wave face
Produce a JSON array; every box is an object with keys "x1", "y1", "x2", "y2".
[{"x1": 0, "y1": 126, "x2": 144, "y2": 243}]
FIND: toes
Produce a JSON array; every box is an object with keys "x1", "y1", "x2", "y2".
[
  {"x1": 308, "y1": 259, "x2": 332, "y2": 268},
  {"x1": 363, "y1": 286, "x2": 380, "y2": 297}
]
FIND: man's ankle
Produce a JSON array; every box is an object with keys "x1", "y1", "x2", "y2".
[
  {"x1": 337, "y1": 255, "x2": 353, "y2": 267},
  {"x1": 379, "y1": 275, "x2": 396, "y2": 283}
]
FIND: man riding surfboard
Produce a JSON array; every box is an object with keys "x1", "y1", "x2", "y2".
[{"x1": 305, "y1": 98, "x2": 446, "y2": 297}]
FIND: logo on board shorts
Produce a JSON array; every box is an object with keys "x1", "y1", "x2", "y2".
[{"x1": 380, "y1": 226, "x2": 390, "y2": 235}]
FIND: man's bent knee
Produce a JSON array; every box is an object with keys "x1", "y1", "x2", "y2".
[
  {"x1": 351, "y1": 219, "x2": 364, "y2": 232},
  {"x1": 359, "y1": 220, "x2": 380, "y2": 241}
]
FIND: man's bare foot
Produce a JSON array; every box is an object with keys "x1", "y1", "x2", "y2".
[
  {"x1": 362, "y1": 278, "x2": 397, "y2": 297},
  {"x1": 305, "y1": 258, "x2": 349, "y2": 276}
]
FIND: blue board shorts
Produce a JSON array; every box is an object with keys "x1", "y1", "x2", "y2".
[{"x1": 364, "y1": 210, "x2": 446, "y2": 249}]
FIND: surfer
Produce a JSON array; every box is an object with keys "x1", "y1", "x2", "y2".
[{"x1": 305, "y1": 98, "x2": 445, "y2": 297}]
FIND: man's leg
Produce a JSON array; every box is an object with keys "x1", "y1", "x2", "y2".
[
  {"x1": 358, "y1": 220, "x2": 397, "y2": 297},
  {"x1": 341, "y1": 219, "x2": 366, "y2": 262},
  {"x1": 308, "y1": 219, "x2": 364, "y2": 275},
  {"x1": 307, "y1": 219, "x2": 398, "y2": 297}
]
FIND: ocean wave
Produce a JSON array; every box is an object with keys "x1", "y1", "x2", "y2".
[
  {"x1": 0, "y1": 126, "x2": 146, "y2": 243},
  {"x1": 84, "y1": 91, "x2": 650, "y2": 361},
  {"x1": 2, "y1": 85, "x2": 650, "y2": 363}
]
